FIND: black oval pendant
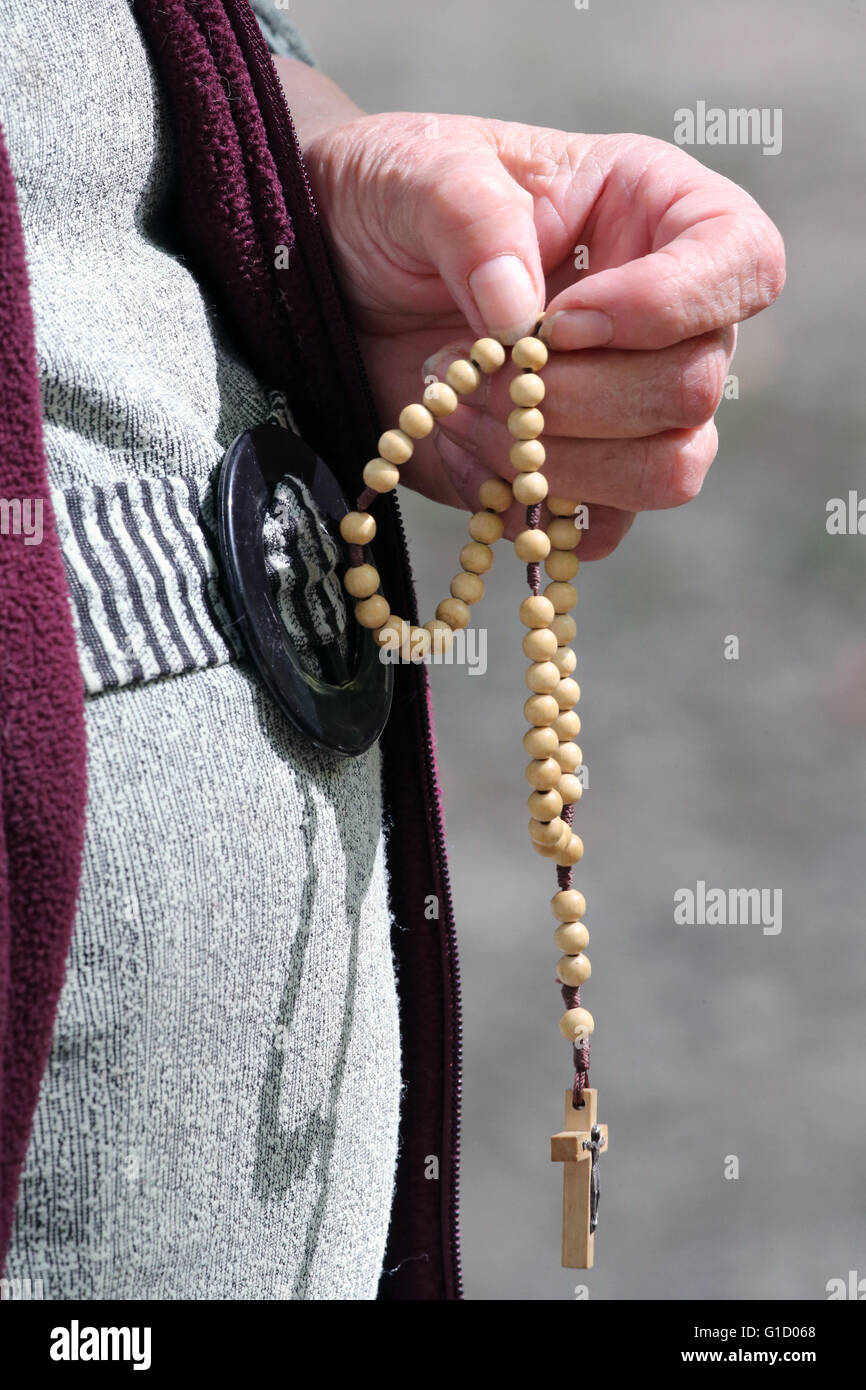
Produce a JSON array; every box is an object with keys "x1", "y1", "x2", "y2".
[{"x1": 216, "y1": 425, "x2": 392, "y2": 757}]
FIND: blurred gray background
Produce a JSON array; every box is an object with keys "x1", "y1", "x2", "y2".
[{"x1": 291, "y1": 0, "x2": 865, "y2": 1300}]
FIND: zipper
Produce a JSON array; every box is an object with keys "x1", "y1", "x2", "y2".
[{"x1": 227, "y1": 0, "x2": 464, "y2": 1300}]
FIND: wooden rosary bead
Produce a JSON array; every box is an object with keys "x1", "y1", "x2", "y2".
[
  {"x1": 552, "y1": 645, "x2": 577, "y2": 675},
  {"x1": 422, "y1": 380, "x2": 459, "y2": 417},
  {"x1": 532, "y1": 822, "x2": 572, "y2": 859},
  {"x1": 554, "y1": 741, "x2": 582, "y2": 773},
  {"x1": 524, "y1": 693, "x2": 560, "y2": 726},
  {"x1": 525, "y1": 756, "x2": 561, "y2": 789},
  {"x1": 470, "y1": 337, "x2": 507, "y2": 373},
  {"x1": 478, "y1": 477, "x2": 513, "y2": 512},
  {"x1": 399, "y1": 403, "x2": 435, "y2": 439},
  {"x1": 436, "y1": 597, "x2": 471, "y2": 630},
  {"x1": 558, "y1": 1006, "x2": 594, "y2": 1042},
  {"x1": 512, "y1": 471, "x2": 548, "y2": 506},
  {"x1": 555, "y1": 833, "x2": 584, "y2": 867},
  {"x1": 554, "y1": 677, "x2": 581, "y2": 710},
  {"x1": 446, "y1": 358, "x2": 482, "y2": 395},
  {"x1": 510, "y1": 438, "x2": 546, "y2": 471},
  {"x1": 459, "y1": 541, "x2": 494, "y2": 575},
  {"x1": 363, "y1": 457, "x2": 400, "y2": 493},
  {"x1": 545, "y1": 581, "x2": 578, "y2": 614},
  {"x1": 374, "y1": 614, "x2": 411, "y2": 650},
  {"x1": 522, "y1": 627, "x2": 558, "y2": 662},
  {"x1": 558, "y1": 773, "x2": 583, "y2": 805},
  {"x1": 378, "y1": 428, "x2": 413, "y2": 465},
  {"x1": 548, "y1": 518, "x2": 583, "y2": 551},
  {"x1": 526, "y1": 661, "x2": 561, "y2": 694},
  {"x1": 343, "y1": 563, "x2": 380, "y2": 599},
  {"x1": 512, "y1": 336, "x2": 549, "y2": 370},
  {"x1": 553, "y1": 710, "x2": 581, "y2": 741},
  {"x1": 528, "y1": 788, "x2": 563, "y2": 821},
  {"x1": 556, "y1": 953, "x2": 591, "y2": 987},
  {"x1": 355, "y1": 594, "x2": 390, "y2": 629},
  {"x1": 519, "y1": 594, "x2": 555, "y2": 628},
  {"x1": 554, "y1": 921, "x2": 590, "y2": 953},
  {"x1": 408, "y1": 625, "x2": 433, "y2": 662},
  {"x1": 507, "y1": 406, "x2": 545, "y2": 440},
  {"x1": 469, "y1": 510, "x2": 504, "y2": 544},
  {"x1": 545, "y1": 550, "x2": 579, "y2": 582},
  {"x1": 524, "y1": 726, "x2": 559, "y2": 759},
  {"x1": 529, "y1": 815, "x2": 566, "y2": 846},
  {"x1": 551, "y1": 888, "x2": 586, "y2": 921},
  {"x1": 450, "y1": 571, "x2": 484, "y2": 605},
  {"x1": 548, "y1": 496, "x2": 578, "y2": 516},
  {"x1": 340, "y1": 511, "x2": 376, "y2": 545},
  {"x1": 514, "y1": 528, "x2": 551, "y2": 562},
  {"x1": 550, "y1": 614, "x2": 577, "y2": 645},
  {"x1": 423, "y1": 618, "x2": 455, "y2": 653},
  {"x1": 509, "y1": 373, "x2": 545, "y2": 407}
]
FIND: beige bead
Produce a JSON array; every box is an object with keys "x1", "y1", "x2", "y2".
[
  {"x1": 553, "y1": 645, "x2": 577, "y2": 675},
  {"x1": 343, "y1": 563, "x2": 379, "y2": 599},
  {"x1": 423, "y1": 381, "x2": 459, "y2": 417},
  {"x1": 478, "y1": 477, "x2": 513, "y2": 512},
  {"x1": 446, "y1": 359, "x2": 481, "y2": 395},
  {"x1": 436, "y1": 597, "x2": 471, "y2": 630},
  {"x1": 529, "y1": 815, "x2": 566, "y2": 846},
  {"x1": 550, "y1": 614, "x2": 577, "y2": 645},
  {"x1": 340, "y1": 511, "x2": 376, "y2": 545},
  {"x1": 522, "y1": 627, "x2": 558, "y2": 662},
  {"x1": 554, "y1": 921, "x2": 590, "y2": 953},
  {"x1": 526, "y1": 661, "x2": 561, "y2": 694},
  {"x1": 553, "y1": 710, "x2": 581, "y2": 740},
  {"x1": 545, "y1": 550, "x2": 579, "y2": 582},
  {"x1": 551, "y1": 888, "x2": 586, "y2": 921},
  {"x1": 548, "y1": 518, "x2": 583, "y2": 551},
  {"x1": 378, "y1": 429, "x2": 413, "y2": 465},
  {"x1": 512, "y1": 336, "x2": 549, "y2": 370},
  {"x1": 524, "y1": 693, "x2": 560, "y2": 727},
  {"x1": 554, "y1": 741, "x2": 583, "y2": 773},
  {"x1": 545, "y1": 581, "x2": 578, "y2": 613},
  {"x1": 512, "y1": 471, "x2": 548, "y2": 506},
  {"x1": 514, "y1": 528, "x2": 551, "y2": 562},
  {"x1": 548, "y1": 496, "x2": 578, "y2": 516},
  {"x1": 374, "y1": 614, "x2": 411, "y2": 651},
  {"x1": 510, "y1": 439, "x2": 546, "y2": 472},
  {"x1": 424, "y1": 618, "x2": 455, "y2": 654},
  {"x1": 532, "y1": 823, "x2": 572, "y2": 859},
  {"x1": 450, "y1": 571, "x2": 484, "y2": 605},
  {"x1": 523, "y1": 725, "x2": 559, "y2": 758},
  {"x1": 470, "y1": 337, "x2": 507, "y2": 373},
  {"x1": 554, "y1": 677, "x2": 581, "y2": 710},
  {"x1": 399, "y1": 403, "x2": 435, "y2": 439},
  {"x1": 363, "y1": 457, "x2": 400, "y2": 493},
  {"x1": 509, "y1": 373, "x2": 545, "y2": 407},
  {"x1": 559, "y1": 1007, "x2": 594, "y2": 1041},
  {"x1": 555, "y1": 833, "x2": 584, "y2": 867},
  {"x1": 408, "y1": 626, "x2": 433, "y2": 662},
  {"x1": 355, "y1": 594, "x2": 390, "y2": 629},
  {"x1": 459, "y1": 541, "x2": 493, "y2": 575},
  {"x1": 468, "y1": 510, "x2": 504, "y2": 544},
  {"x1": 525, "y1": 755, "x2": 561, "y2": 789},
  {"x1": 558, "y1": 773, "x2": 583, "y2": 805},
  {"x1": 528, "y1": 787, "x2": 563, "y2": 821},
  {"x1": 507, "y1": 406, "x2": 544, "y2": 440},
  {"x1": 519, "y1": 594, "x2": 555, "y2": 628},
  {"x1": 557, "y1": 953, "x2": 591, "y2": 987}
]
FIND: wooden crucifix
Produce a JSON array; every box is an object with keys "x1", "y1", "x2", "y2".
[{"x1": 550, "y1": 1088, "x2": 608, "y2": 1268}]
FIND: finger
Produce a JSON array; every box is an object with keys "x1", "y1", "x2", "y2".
[{"x1": 540, "y1": 168, "x2": 785, "y2": 351}]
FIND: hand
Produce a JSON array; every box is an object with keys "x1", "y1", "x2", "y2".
[{"x1": 301, "y1": 109, "x2": 785, "y2": 558}]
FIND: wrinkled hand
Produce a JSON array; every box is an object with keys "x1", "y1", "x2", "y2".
[{"x1": 304, "y1": 114, "x2": 785, "y2": 558}]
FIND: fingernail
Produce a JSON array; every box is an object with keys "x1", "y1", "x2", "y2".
[
  {"x1": 468, "y1": 255, "x2": 541, "y2": 345},
  {"x1": 540, "y1": 309, "x2": 615, "y2": 350}
]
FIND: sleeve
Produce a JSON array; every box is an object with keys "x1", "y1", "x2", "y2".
[{"x1": 250, "y1": 0, "x2": 318, "y2": 67}]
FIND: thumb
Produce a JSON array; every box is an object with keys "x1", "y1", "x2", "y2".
[{"x1": 409, "y1": 146, "x2": 545, "y2": 344}]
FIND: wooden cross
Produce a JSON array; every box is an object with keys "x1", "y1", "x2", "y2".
[{"x1": 550, "y1": 1087, "x2": 608, "y2": 1268}]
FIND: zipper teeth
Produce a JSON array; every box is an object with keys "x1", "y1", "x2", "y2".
[{"x1": 229, "y1": 2, "x2": 464, "y2": 1299}]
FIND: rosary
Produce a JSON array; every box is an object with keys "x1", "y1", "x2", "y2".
[{"x1": 339, "y1": 328, "x2": 608, "y2": 1269}]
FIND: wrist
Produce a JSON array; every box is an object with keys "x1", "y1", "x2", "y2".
[{"x1": 273, "y1": 56, "x2": 366, "y2": 154}]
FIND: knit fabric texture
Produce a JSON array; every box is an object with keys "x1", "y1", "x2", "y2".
[{"x1": 1, "y1": 0, "x2": 401, "y2": 1299}]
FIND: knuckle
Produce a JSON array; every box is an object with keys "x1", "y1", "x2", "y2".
[
  {"x1": 641, "y1": 425, "x2": 717, "y2": 509},
  {"x1": 678, "y1": 335, "x2": 729, "y2": 426}
]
